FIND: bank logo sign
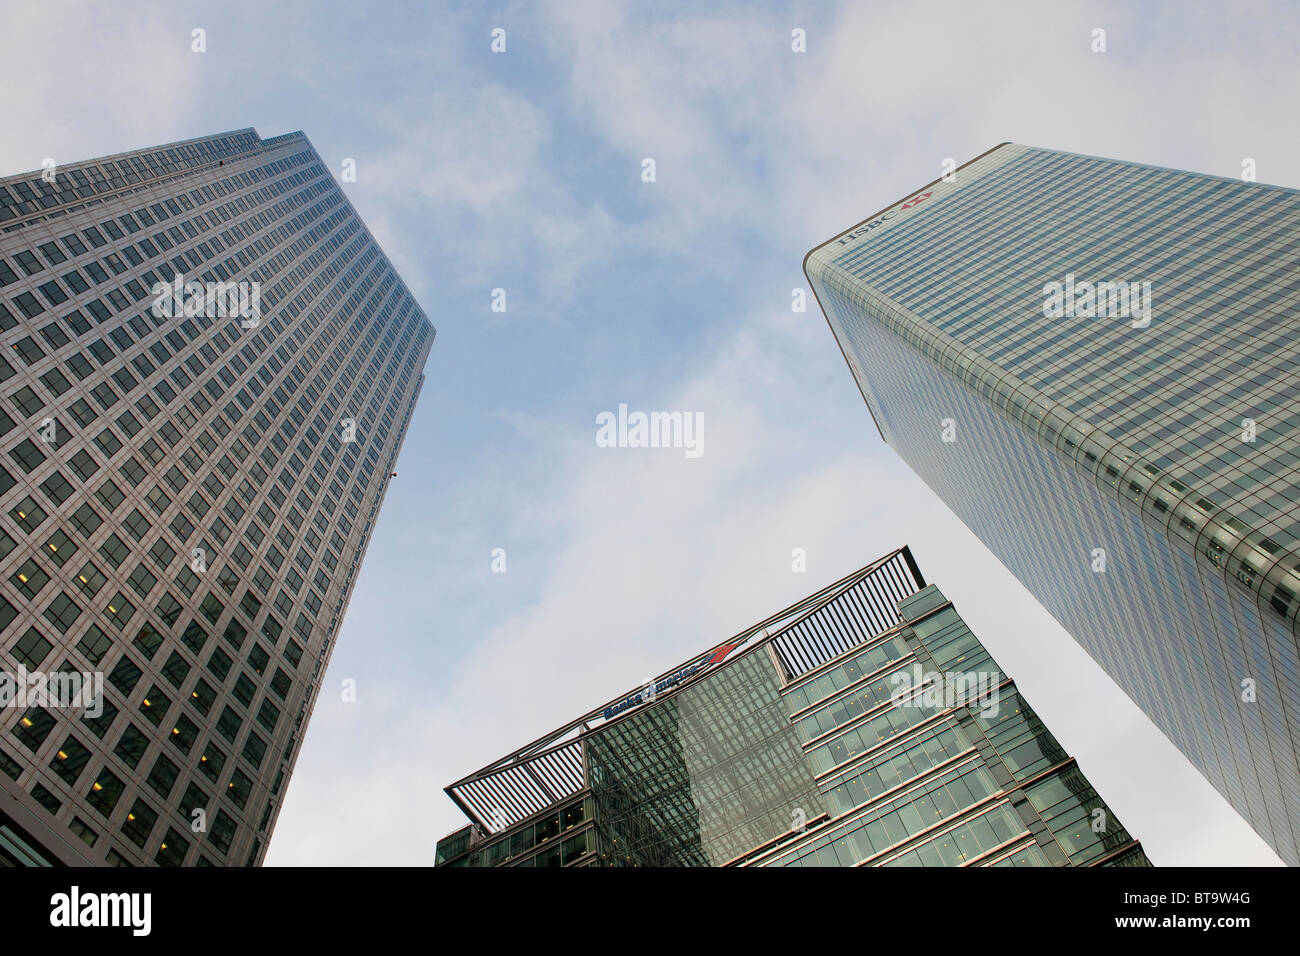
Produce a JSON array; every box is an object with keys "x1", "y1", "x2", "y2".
[
  {"x1": 835, "y1": 191, "x2": 933, "y2": 246},
  {"x1": 603, "y1": 642, "x2": 740, "y2": 720}
]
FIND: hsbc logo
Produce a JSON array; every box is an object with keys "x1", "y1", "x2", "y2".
[{"x1": 836, "y1": 191, "x2": 933, "y2": 245}]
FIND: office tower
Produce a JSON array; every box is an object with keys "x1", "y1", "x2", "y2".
[
  {"x1": 805, "y1": 143, "x2": 1300, "y2": 865},
  {"x1": 0, "y1": 129, "x2": 433, "y2": 865},
  {"x1": 435, "y1": 548, "x2": 1148, "y2": 867}
]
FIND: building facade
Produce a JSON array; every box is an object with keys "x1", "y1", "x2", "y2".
[
  {"x1": 0, "y1": 129, "x2": 433, "y2": 865},
  {"x1": 436, "y1": 548, "x2": 1148, "y2": 867},
  {"x1": 805, "y1": 144, "x2": 1300, "y2": 865}
]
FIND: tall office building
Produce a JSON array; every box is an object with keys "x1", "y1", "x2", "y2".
[
  {"x1": 436, "y1": 548, "x2": 1148, "y2": 867},
  {"x1": 0, "y1": 129, "x2": 433, "y2": 865},
  {"x1": 805, "y1": 144, "x2": 1300, "y2": 865}
]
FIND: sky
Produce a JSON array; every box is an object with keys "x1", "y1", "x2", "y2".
[{"x1": 3, "y1": 0, "x2": 1294, "y2": 866}]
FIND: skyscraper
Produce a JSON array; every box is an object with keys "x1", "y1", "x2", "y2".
[
  {"x1": 436, "y1": 548, "x2": 1148, "y2": 867},
  {"x1": 0, "y1": 129, "x2": 433, "y2": 865},
  {"x1": 805, "y1": 143, "x2": 1300, "y2": 864}
]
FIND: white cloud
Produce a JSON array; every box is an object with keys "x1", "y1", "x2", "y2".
[
  {"x1": 269, "y1": 304, "x2": 1283, "y2": 865},
  {"x1": 0, "y1": 4, "x2": 203, "y2": 176}
]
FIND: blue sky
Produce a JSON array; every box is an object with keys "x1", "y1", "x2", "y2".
[{"x1": 5, "y1": 0, "x2": 1296, "y2": 865}]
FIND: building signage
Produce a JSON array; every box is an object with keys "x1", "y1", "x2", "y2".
[
  {"x1": 836, "y1": 191, "x2": 933, "y2": 245},
  {"x1": 602, "y1": 642, "x2": 740, "y2": 720}
]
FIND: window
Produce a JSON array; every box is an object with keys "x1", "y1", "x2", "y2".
[
  {"x1": 146, "y1": 753, "x2": 181, "y2": 799},
  {"x1": 69, "y1": 449, "x2": 99, "y2": 481},
  {"x1": 232, "y1": 673, "x2": 255, "y2": 707},
  {"x1": 103, "y1": 591, "x2": 135, "y2": 630},
  {"x1": 42, "y1": 592, "x2": 83, "y2": 634},
  {"x1": 75, "y1": 561, "x2": 107, "y2": 598},
  {"x1": 38, "y1": 280, "x2": 68, "y2": 307},
  {"x1": 70, "y1": 503, "x2": 103, "y2": 537},
  {"x1": 0, "y1": 494, "x2": 33, "y2": 536},
  {"x1": 10, "y1": 559, "x2": 50, "y2": 599},
  {"x1": 159, "y1": 650, "x2": 189, "y2": 686},
  {"x1": 156, "y1": 828, "x2": 190, "y2": 867},
  {"x1": 75, "y1": 624, "x2": 112, "y2": 665},
  {"x1": 8, "y1": 438, "x2": 46, "y2": 473},
  {"x1": 116, "y1": 410, "x2": 142, "y2": 438},
  {"x1": 68, "y1": 398, "x2": 97, "y2": 427},
  {"x1": 95, "y1": 481, "x2": 126, "y2": 514},
  {"x1": 145, "y1": 484, "x2": 171, "y2": 515},
  {"x1": 39, "y1": 471, "x2": 75, "y2": 506},
  {"x1": 199, "y1": 592, "x2": 224, "y2": 625},
  {"x1": 207, "y1": 647, "x2": 233, "y2": 682},
  {"x1": 187, "y1": 491, "x2": 210, "y2": 519},
  {"x1": 14, "y1": 250, "x2": 42, "y2": 276},
  {"x1": 226, "y1": 768, "x2": 252, "y2": 809},
  {"x1": 60, "y1": 233, "x2": 88, "y2": 257},
  {"x1": 216, "y1": 705, "x2": 242, "y2": 742},
  {"x1": 13, "y1": 298, "x2": 45, "y2": 324},
  {"x1": 38, "y1": 321, "x2": 71, "y2": 350},
  {"x1": 179, "y1": 782, "x2": 208, "y2": 820},
  {"x1": 149, "y1": 538, "x2": 176, "y2": 571},
  {"x1": 223, "y1": 619, "x2": 248, "y2": 651},
  {"x1": 256, "y1": 698, "x2": 280, "y2": 733},
  {"x1": 10, "y1": 627, "x2": 52, "y2": 668},
  {"x1": 69, "y1": 817, "x2": 99, "y2": 849},
  {"x1": 42, "y1": 529, "x2": 78, "y2": 566},
  {"x1": 139, "y1": 684, "x2": 171, "y2": 727},
  {"x1": 170, "y1": 713, "x2": 199, "y2": 754},
  {"x1": 120, "y1": 798, "x2": 159, "y2": 848},
  {"x1": 114, "y1": 724, "x2": 149, "y2": 769},
  {"x1": 131, "y1": 623, "x2": 163, "y2": 659},
  {"x1": 91, "y1": 381, "x2": 119, "y2": 410},
  {"x1": 155, "y1": 591, "x2": 183, "y2": 627},
  {"x1": 209, "y1": 810, "x2": 237, "y2": 854},
  {"x1": 98, "y1": 533, "x2": 130, "y2": 568},
  {"x1": 118, "y1": 456, "x2": 147, "y2": 487},
  {"x1": 38, "y1": 242, "x2": 67, "y2": 266},
  {"x1": 9, "y1": 386, "x2": 45, "y2": 418},
  {"x1": 87, "y1": 767, "x2": 126, "y2": 817},
  {"x1": 50, "y1": 736, "x2": 92, "y2": 785},
  {"x1": 163, "y1": 465, "x2": 186, "y2": 493},
  {"x1": 63, "y1": 309, "x2": 91, "y2": 334},
  {"x1": 81, "y1": 698, "x2": 118, "y2": 739},
  {"x1": 107, "y1": 655, "x2": 143, "y2": 695},
  {"x1": 63, "y1": 271, "x2": 89, "y2": 294},
  {"x1": 217, "y1": 565, "x2": 239, "y2": 596},
  {"x1": 170, "y1": 513, "x2": 195, "y2": 544},
  {"x1": 13, "y1": 706, "x2": 57, "y2": 750},
  {"x1": 247, "y1": 643, "x2": 270, "y2": 676},
  {"x1": 178, "y1": 621, "x2": 208, "y2": 657},
  {"x1": 241, "y1": 590, "x2": 264, "y2": 621},
  {"x1": 39, "y1": 367, "x2": 72, "y2": 397},
  {"x1": 122, "y1": 508, "x2": 151, "y2": 541}
]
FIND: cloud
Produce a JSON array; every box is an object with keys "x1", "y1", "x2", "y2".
[
  {"x1": 268, "y1": 302, "x2": 1282, "y2": 865},
  {"x1": 351, "y1": 86, "x2": 621, "y2": 304},
  {"x1": 0, "y1": 3, "x2": 203, "y2": 176}
]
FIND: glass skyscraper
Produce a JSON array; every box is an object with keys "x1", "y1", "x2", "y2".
[
  {"x1": 435, "y1": 548, "x2": 1148, "y2": 867},
  {"x1": 805, "y1": 144, "x2": 1300, "y2": 865},
  {"x1": 0, "y1": 129, "x2": 432, "y2": 865}
]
